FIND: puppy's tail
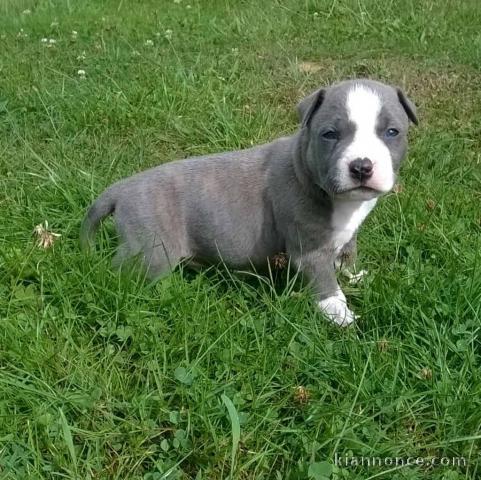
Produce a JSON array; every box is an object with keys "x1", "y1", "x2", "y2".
[{"x1": 80, "y1": 187, "x2": 117, "y2": 251}]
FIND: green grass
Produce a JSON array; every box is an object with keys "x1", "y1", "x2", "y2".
[{"x1": 1, "y1": 0, "x2": 481, "y2": 478}]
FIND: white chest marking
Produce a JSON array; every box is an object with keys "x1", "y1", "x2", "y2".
[{"x1": 331, "y1": 199, "x2": 377, "y2": 253}]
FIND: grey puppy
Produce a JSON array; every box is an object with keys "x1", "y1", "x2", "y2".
[{"x1": 81, "y1": 79, "x2": 417, "y2": 326}]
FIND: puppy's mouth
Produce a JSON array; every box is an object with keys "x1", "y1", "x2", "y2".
[
  {"x1": 346, "y1": 185, "x2": 380, "y2": 193},
  {"x1": 333, "y1": 185, "x2": 384, "y2": 200},
  {"x1": 325, "y1": 168, "x2": 394, "y2": 199}
]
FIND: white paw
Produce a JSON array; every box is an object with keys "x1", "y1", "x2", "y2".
[{"x1": 318, "y1": 291, "x2": 357, "y2": 327}]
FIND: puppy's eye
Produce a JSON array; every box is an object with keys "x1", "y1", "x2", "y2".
[
  {"x1": 385, "y1": 128, "x2": 399, "y2": 138},
  {"x1": 322, "y1": 130, "x2": 339, "y2": 140}
]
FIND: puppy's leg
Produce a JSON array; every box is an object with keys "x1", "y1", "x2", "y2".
[
  {"x1": 113, "y1": 225, "x2": 181, "y2": 280},
  {"x1": 293, "y1": 250, "x2": 356, "y2": 327},
  {"x1": 335, "y1": 234, "x2": 357, "y2": 270},
  {"x1": 142, "y1": 234, "x2": 186, "y2": 279},
  {"x1": 335, "y1": 234, "x2": 367, "y2": 285}
]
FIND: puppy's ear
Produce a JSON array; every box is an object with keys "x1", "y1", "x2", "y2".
[
  {"x1": 396, "y1": 88, "x2": 418, "y2": 125},
  {"x1": 297, "y1": 88, "x2": 325, "y2": 128}
]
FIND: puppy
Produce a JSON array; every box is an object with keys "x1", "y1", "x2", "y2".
[{"x1": 81, "y1": 79, "x2": 417, "y2": 326}]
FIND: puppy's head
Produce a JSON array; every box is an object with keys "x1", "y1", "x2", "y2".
[{"x1": 298, "y1": 79, "x2": 418, "y2": 200}]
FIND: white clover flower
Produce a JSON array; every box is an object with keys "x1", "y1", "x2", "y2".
[
  {"x1": 164, "y1": 29, "x2": 173, "y2": 40},
  {"x1": 144, "y1": 39, "x2": 154, "y2": 46},
  {"x1": 22, "y1": 9, "x2": 32, "y2": 15},
  {"x1": 41, "y1": 37, "x2": 48, "y2": 43},
  {"x1": 186, "y1": 4, "x2": 192, "y2": 8},
  {"x1": 313, "y1": 12, "x2": 319, "y2": 17},
  {"x1": 71, "y1": 30, "x2": 78, "y2": 39},
  {"x1": 77, "y1": 69, "x2": 86, "y2": 79},
  {"x1": 48, "y1": 38, "x2": 56, "y2": 44}
]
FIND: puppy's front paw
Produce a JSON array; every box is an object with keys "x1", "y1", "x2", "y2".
[{"x1": 318, "y1": 291, "x2": 357, "y2": 327}]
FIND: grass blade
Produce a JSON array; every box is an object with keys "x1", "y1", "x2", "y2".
[
  {"x1": 221, "y1": 394, "x2": 241, "y2": 478},
  {"x1": 59, "y1": 408, "x2": 78, "y2": 475}
]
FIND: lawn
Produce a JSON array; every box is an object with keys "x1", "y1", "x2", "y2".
[{"x1": 1, "y1": 0, "x2": 481, "y2": 479}]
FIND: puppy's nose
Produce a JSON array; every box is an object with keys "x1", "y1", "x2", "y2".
[{"x1": 349, "y1": 158, "x2": 373, "y2": 181}]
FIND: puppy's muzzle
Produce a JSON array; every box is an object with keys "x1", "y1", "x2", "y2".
[{"x1": 349, "y1": 157, "x2": 374, "y2": 182}]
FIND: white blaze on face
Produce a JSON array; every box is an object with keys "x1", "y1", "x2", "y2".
[{"x1": 340, "y1": 85, "x2": 394, "y2": 192}]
